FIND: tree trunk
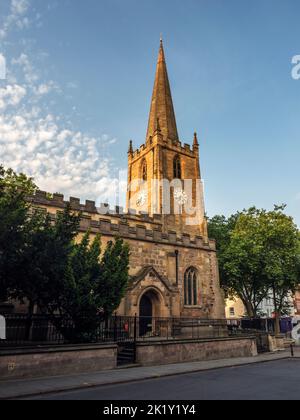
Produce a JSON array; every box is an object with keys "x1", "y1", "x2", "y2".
[{"x1": 241, "y1": 298, "x2": 255, "y2": 318}]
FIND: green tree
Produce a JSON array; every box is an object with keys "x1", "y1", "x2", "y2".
[
  {"x1": 98, "y1": 237, "x2": 130, "y2": 315},
  {"x1": 40, "y1": 232, "x2": 130, "y2": 342},
  {"x1": 0, "y1": 166, "x2": 37, "y2": 301},
  {"x1": 208, "y1": 213, "x2": 239, "y2": 291},
  {"x1": 15, "y1": 205, "x2": 81, "y2": 315},
  {"x1": 18, "y1": 208, "x2": 130, "y2": 340},
  {"x1": 221, "y1": 208, "x2": 270, "y2": 317},
  {"x1": 0, "y1": 166, "x2": 130, "y2": 342},
  {"x1": 256, "y1": 205, "x2": 300, "y2": 332},
  {"x1": 209, "y1": 206, "x2": 300, "y2": 322}
]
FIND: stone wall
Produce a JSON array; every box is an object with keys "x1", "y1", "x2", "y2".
[
  {"x1": 118, "y1": 237, "x2": 224, "y2": 318},
  {"x1": 0, "y1": 338, "x2": 257, "y2": 380},
  {"x1": 31, "y1": 190, "x2": 214, "y2": 250},
  {"x1": 136, "y1": 337, "x2": 258, "y2": 366},
  {"x1": 29, "y1": 192, "x2": 226, "y2": 320},
  {"x1": 0, "y1": 343, "x2": 117, "y2": 380}
]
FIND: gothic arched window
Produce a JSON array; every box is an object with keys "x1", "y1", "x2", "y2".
[
  {"x1": 173, "y1": 155, "x2": 181, "y2": 179},
  {"x1": 141, "y1": 159, "x2": 147, "y2": 181},
  {"x1": 184, "y1": 267, "x2": 199, "y2": 306}
]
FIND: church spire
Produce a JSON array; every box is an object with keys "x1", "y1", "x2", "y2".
[{"x1": 146, "y1": 38, "x2": 179, "y2": 142}]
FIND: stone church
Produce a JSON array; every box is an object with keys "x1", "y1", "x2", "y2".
[{"x1": 31, "y1": 40, "x2": 225, "y2": 321}]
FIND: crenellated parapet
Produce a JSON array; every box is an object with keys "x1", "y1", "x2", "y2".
[
  {"x1": 77, "y1": 217, "x2": 212, "y2": 250},
  {"x1": 32, "y1": 190, "x2": 214, "y2": 251},
  {"x1": 130, "y1": 137, "x2": 198, "y2": 162},
  {"x1": 32, "y1": 190, "x2": 98, "y2": 212},
  {"x1": 32, "y1": 190, "x2": 163, "y2": 223}
]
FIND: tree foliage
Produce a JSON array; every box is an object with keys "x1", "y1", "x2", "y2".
[
  {"x1": 15, "y1": 205, "x2": 81, "y2": 312},
  {"x1": 208, "y1": 213, "x2": 239, "y2": 291},
  {"x1": 208, "y1": 206, "x2": 300, "y2": 318},
  {"x1": 0, "y1": 166, "x2": 37, "y2": 301},
  {"x1": 48, "y1": 233, "x2": 130, "y2": 340},
  {"x1": 0, "y1": 166, "x2": 130, "y2": 340}
]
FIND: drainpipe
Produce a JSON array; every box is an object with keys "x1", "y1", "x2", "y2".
[{"x1": 175, "y1": 250, "x2": 179, "y2": 286}]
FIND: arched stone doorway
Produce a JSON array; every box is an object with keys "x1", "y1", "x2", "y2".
[
  {"x1": 139, "y1": 289, "x2": 161, "y2": 337},
  {"x1": 140, "y1": 294, "x2": 153, "y2": 318}
]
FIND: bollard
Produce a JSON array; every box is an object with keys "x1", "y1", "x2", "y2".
[{"x1": 291, "y1": 344, "x2": 294, "y2": 357}]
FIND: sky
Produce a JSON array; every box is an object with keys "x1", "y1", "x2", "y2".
[{"x1": 1, "y1": 0, "x2": 300, "y2": 224}]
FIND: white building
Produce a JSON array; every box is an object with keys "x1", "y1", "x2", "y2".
[{"x1": 226, "y1": 291, "x2": 296, "y2": 319}]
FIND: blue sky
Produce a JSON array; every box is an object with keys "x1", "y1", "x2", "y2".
[{"x1": 1, "y1": 0, "x2": 300, "y2": 224}]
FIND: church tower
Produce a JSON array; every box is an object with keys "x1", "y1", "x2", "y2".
[
  {"x1": 29, "y1": 38, "x2": 226, "y2": 323},
  {"x1": 127, "y1": 39, "x2": 208, "y2": 238}
]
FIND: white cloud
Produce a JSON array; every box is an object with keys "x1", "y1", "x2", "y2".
[
  {"x1": 11, "y1": 0, "x2": 29, "y2": 15},
  {"x1": 0, "y1": 109, "x2": 119, "y2": 202},
  {"x1": 0, "y1": 0, "x2": 31, "y2": 40},
  {"x1": 32, "y1": 81, "x2": 59, "y2": 96},
  {"x1": 12, "y1": 53, "x2": 39, "y2": 85},
  {"x1": 0, "y1": 84, "x2": 26, "y2": 110},
  {"x1": 0, "y1": 0, "x2": 124, "y2": 206}
]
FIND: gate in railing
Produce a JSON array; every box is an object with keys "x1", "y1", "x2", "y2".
[{"x1": 255, "y1": 332, "x2": 270, "y2": 353}]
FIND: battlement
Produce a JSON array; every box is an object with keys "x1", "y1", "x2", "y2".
[
  {"x1": 32, "y1": 190, "x2": 213, "y2": 251},
  {"x1": 77, "y1": 216, "x2": 212, "y2": 250},
  {"x1": 130, "y1": 137, "x2": 198, "y2": 161},
  {"x1": 132, "y1": 143, "x2": 147, "y2": 159},
  {"x1": 183, "y1": 143, "x2": 191, "y2": 153},
  {"x1": 32, "y1": 190, "x2": 163, "y2": 224}
]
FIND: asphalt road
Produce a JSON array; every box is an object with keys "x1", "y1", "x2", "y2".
[{"x1": 30, "y1": 359, "x2": 300, "y2": 400}]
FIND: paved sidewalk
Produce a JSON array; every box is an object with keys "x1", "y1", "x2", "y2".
[{"x1": 0, "y1": 350, "x2": 298, "y2": 400}]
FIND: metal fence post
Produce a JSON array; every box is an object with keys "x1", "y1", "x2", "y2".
[
  {"x1": 133, "y1": 314, "x2": 137, "y2": 363},
  {"x1": 113, "y1": 314, "x2": 117, "y2": 343},
  {"x1": 134, "y1": 314, "x2": 137, "y2": 342}
]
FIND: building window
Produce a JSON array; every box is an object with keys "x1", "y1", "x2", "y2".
[
  {"x1": 173, "y1": 155, "x2": 181, "y2": 179},
  {"x1": 141, "y1": 159, "x2": 147, "y2": 181},
  {"x1": 184, "y1": 267, "x2": 199, "y2": 306},
  {"x1": 229, "y1": 307, "x2": 235, "y2": 317}
]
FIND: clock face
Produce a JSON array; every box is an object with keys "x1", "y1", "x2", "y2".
[
  {"x1": 136, "y1": 190, "x2": 148, "y2": 207},
  {"x1": 174, "y1": 189, "x2": 188, "y2": 206}
]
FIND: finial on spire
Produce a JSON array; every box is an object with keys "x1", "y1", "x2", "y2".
[
  {"x1": 193, "y1": 132, "x2": 199, "y2": 147},
  {"x1": 128, "y1": 140, "x2": 133, "y2": 155},
  {"x1": 160, "y1": 33, "x2": 163, "y2": 44}
]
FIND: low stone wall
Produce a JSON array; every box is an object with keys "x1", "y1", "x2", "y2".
[
  {"x1": 0, "y1": 337, "x2": 257, "y2": 380},
  {"x1": 136, "y1": 336, "x2": 258, "y2": 366},
  {"x1": 268, "y1": 334, "x2": 287, "y2": 351},
  {"x1": 0, "y1": 343, "x2": 117, "y2": 380}
]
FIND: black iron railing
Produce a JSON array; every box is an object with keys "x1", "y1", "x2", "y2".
[
  {"x1": 0, "y1": 314, "x2": 286, "y2": 349},
  {"x1": 0, "y1": 314, "x2": 230, "y2": 348},
  {"x1": 226, "y1": 317, "x2": 294, "y2": 334}
]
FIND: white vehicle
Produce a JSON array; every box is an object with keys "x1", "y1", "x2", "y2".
[
  {"x1": 291, "y1": 318, "x2": 300, "y2": 345},
  {"x1": 0, "y1": 315, "x2": 6, "y2": 340}
]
